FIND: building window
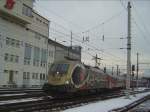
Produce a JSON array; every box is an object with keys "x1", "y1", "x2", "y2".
[
  {"x1": 15, "y1": 56, "x2": 19, "y2": 63},
  {"x1": 40, "y1": 73, "x2": 42, "y2": 80},
  {"x1": 33, "y1": 47, "x2": 40, "y2": 67},
  {"x1": 43, "y1": 74, "x2": 45, "y2": 80},
  {"x1": 24, "y1": 58, "x2": 30, "y2": 65},
  {"x1": 41, "y1": 49, "x2": 47, "y2": 62},
  {"x1": 4, "y1": 53, "x2": 9, "y2": 61},
  {"x1": 27, "y1": 72, "x2": 30, "y2": 79},
  {"x1": 22, "y1": 4, "x2": 32, "y2": 17},
  {"x1": 11, "y1": 39, "x2": 15, "y2": 46},
  {"x1": 40, "y1": 73, "x2": 46, "y2": 80},
  {"x1": 24, "y1": 43, "x2": 32, "y2": 65},
  {"x1": 32, "y1": 73, "x2": 35, "y2": 79},
  {"x1": 6, "y1": 37, "x2": 10, "y2": 45},
  {"x1": 23, "y1": 72, "x2": 26, "y2": 79},
  {"x1": 5, "y1": 37, "x2": 20, "y2": 48},
  {"x1": 10, "y1": 55, "x2": 14, "y2": 62},
  {"x1": 33, "y1": 60, "x2": 39, "y2": 67},
  {"x1": 4, "y1": 53, "x2": 19, "y2": 63},
  {"x1": 41, "y1": 49, "x2": 47, "y2": 67},
  {"x1": 4, "y1": 70, "x2": 8, "y2": 73},
  {"x1": 36, "y1": 73, "x2": 38, "y2": 79},
  {"x1": 23, "y1": 72, "x2": 30, "y2": 80},
  {"x1": 32, "y1": 73, "x2": 38, "y2": 79}
]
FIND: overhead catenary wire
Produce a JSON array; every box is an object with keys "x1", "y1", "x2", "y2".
[
  {"x1": 35, "y1": 1, "x2": 126, "y2": 56},
  {"x1": 35, "y1": 1, "x2": 129, "y2": 65},
  {"x1": 81, "y1": 9, "x2": 125, "y2": 34},
  {"x1": 131, "y1": 1, "x2": 150, "y2": 37},
  {"x1": 35, "y1": 2, "x2": 84, "y2": 32},
  {"x1": 50, "y1": 28, "x2": 126, "y2": 64}
]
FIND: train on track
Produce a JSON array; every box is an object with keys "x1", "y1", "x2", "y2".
[{"x1": 43, "y1": 59, "x2": 128, "y2": 96}]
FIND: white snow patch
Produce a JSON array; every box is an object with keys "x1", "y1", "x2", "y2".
[
  {"x1": 63, "y1": 92, "x2": 150, "y2": 112},
  {"x1": 134, "y1": 87, "x2": 149, "y2": 92},
  {"x1": 0, "y1": 93, "x2": 26, "y2": 97},
  {"x1": 0, "y1": 97, "x2": 43, "y2": 105}
]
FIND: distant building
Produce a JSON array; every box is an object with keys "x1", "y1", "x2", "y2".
[
  {"x1": 0, "y1": 0, "x2": 49, "y2": 88},
  {"x1": 0, "y1": 0, "x2": 81, "y2": 88},
  {"x1": 48, "y1": 39, "x2": 81, "y2": 62}
]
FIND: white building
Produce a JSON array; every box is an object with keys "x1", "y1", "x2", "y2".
[
  {"x1": 0, "y1": 0, "x2": 49, "y2": 88},
  {"x1": 0, "y1": 0, "x2": 81, "y2": 88},
  {"x1": 48, "y1": 39, "x2": 81, "y2": 62}
]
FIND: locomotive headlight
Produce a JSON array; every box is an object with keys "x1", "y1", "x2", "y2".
[{"x1": 65, "y1": 81, "x2": 69, "y2": 84}]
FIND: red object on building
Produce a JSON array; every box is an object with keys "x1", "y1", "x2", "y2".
[{"x1": 5, "y1": 0, "x2": 15, "y2": 10}]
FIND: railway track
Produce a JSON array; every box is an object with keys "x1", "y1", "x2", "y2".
[
  {"x1": 0, "y1": 88, "x2": 43, "y2": 94},
  {"x1": 0, "y1": 93, "x2": 121, "y2": 112},
  {"x1": 0, "y1": 89, "x2": 149, "y2": 112},
  {"x1": 0, "y1": 88, "x2": 45, "y2": 101}
]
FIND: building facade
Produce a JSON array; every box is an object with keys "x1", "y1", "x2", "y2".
[
  {"x1": 0, "y1": 0, "x2": 81, "y2": 88},
  {"x1": 48, "y1": 39, "x2": 81, "y2": 62},
  {"x1": 0, "y1": 0, "x2": 49, "y2": 88}
]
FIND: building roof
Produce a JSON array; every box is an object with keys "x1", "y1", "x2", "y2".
[{"x1": 48, "y1": 38, "x2": 81, "y2": 55}]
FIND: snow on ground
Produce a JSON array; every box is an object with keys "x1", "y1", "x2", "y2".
[
  {"x1": 0, "y1": 97, "x2": 43, "y2": 105},
  {"x1": 0, "y1": 93, "x2": 26, "y2": 97},
  {"x1": 63, "y1": 91, "x2": 150, "y2": 112},
  {"x1": 134, "y1": 87, "x2": 149, "y2": 92}
]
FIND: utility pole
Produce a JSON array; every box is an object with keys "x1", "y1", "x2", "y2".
[
  {"x1": 68, "y1": 31, "x2": 72, "y2": 58},
  {"x1": 117, "y1": 65, "x2": 119, "y2": 76},
  {"x1": 126, "y1": 2, "x2": 132, "y2": 98},
  {"x1": 95, "y1": 54, "x2": 98, "y2": 67},
  {"x1": 71, "y1": 31, "x2": 72, "y2": 49},
  {"x1": 112, "y1": 66, "x2": 114, "y2": 75},
  {"x1": 93, "y1": 54, "x2": 102, "y2": 67},
  {"x1": 136, "y1": 52, "x2": 139, "y2": 88},
  {"x1": 119, "y1": 68, "x2": 120, "y2": 76}
]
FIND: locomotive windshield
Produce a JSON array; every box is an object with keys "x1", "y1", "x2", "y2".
[{"x1": 49, "y1": 64, "x2": 69, "y2": 75}]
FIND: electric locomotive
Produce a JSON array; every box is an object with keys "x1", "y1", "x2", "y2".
[{"x1": 43, "y1": 59, "x2": 126, "y2": 96}]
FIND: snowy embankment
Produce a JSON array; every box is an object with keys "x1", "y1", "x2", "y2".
[{"x1": 63, "y1": 91, "x2": 150, "y2": 112}]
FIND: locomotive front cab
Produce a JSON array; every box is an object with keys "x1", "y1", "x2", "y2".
[{"x1": 48, "y1": 63, "x2": 70, "y2": 85}]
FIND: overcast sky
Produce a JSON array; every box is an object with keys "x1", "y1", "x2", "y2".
[{"x1": 34, "y1": 0, "x2": 150, "y2": 74}]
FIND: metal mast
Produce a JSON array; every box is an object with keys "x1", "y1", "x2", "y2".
[
  {"x1": 136, "y1": 52, "x2": 139, "y2": 88},
  {"x1": 117, "y1": 65, "x2": 119, "y2": 76},
  {"x1": 71, "y1": 31, "x2": 72, "y2": 49},
  {"x1": 126, "y1": 2, "x2": 131, "y2": 91}
]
